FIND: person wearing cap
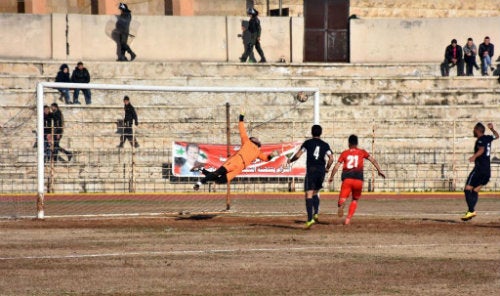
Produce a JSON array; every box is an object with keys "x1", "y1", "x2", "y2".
[
  {"x1": 71, "y1": 61, "x2": 91, "y2": 104},
  {"x1": 238, "y1": 20, "x2": 256, "y2": 63},
  {"x1": 440, "y1": 38, "x2": 464, "y2": 76},
  {"x1": 117, "y1": 95, "x2": 139, "y2": 148},
  {"x1": 240, "y1": 7, "x2": 267, "y2": 63},
  {"x1": 115, "y1": 2, "x2": 136, "y2": 62},
  {"x1": 192, "y1": 109, "x2": 278, "y2": 190}
]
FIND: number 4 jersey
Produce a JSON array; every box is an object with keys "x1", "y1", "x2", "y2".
[
  {"x1": 338, "y1": 148, "x2": 370, "y2": 181},
  {"x1": 300, "y1": 138, "x2": 332, "y2": 173}
]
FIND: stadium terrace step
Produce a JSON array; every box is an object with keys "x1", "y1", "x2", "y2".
[
  {"x1": 2, "y1": 60, "x2": 500, "y2": 194},
  {"x1": 1, "y1": 74, "x2": 500, "y2": 91},
  {"x1": 4, "y1": 60, "x2": 441, "y2": 78},
  {"x1": 3, "y1": 87, "x2": 500, "y2": 110}
]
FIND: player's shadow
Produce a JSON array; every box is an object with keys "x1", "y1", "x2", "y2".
[
  {"x1": 249, "y1": 223, "x2": 299, "y2": 230},
  {"x1": 175, "y1": 214, "x2": 217, "y2": 221},
  {"x1": 421, "y1": 218, "x2": 461, "y2": 224},
  {"x1": 293, "y1": 219, "x2": 331, "y2": 225}
]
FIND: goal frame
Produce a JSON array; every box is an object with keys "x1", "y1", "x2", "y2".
[{"x1": 35, "y1": 82, "x2": 320, "y2": 219}]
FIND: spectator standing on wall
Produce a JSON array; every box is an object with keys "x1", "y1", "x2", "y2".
[
  {"x1": 478, "y1": 36, "x2": 495, "y2": 76},
  {"x1": 115, "y1": 3, "x2": 136, "y2": 62},
  {"x1": 117, "y1": 96, "x2": 139, "y2": 148},
  {"x1": 55, "y1": 64, "x2": 72, "y2": 104},
  {"x1": 238, "y1": 20, "x2": 256, "y2": 63},
  {"x1": 440, "y1": 39, "x2": 464, "y2": 77},
  {"x1": 240, "y1": 8, "x2": 267, "y2": 63},
  {"x1": 463, "y1": 38, "x2": 479, "y2": 76},
  {"x1": 71, "y1": 61, "x2": 92, "y2": 105}
]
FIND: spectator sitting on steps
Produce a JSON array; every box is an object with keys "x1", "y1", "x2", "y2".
[
  {"x1": 440, "y1": 39, "x2": 464, "y2": 77},
  {"x1": 71, "y1": 61, "x2": 92, "y2": 105},
  {"x1": 478, "y1": 36, "x2": 495, "y2": 76},
  {"x1": 55, "y1": 64, "x2": 72, "y2": 104}
]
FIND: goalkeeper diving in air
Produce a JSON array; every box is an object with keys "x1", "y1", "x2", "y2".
[{"x1": 193, "y1": 109, "x2": 279, "y2": 190}]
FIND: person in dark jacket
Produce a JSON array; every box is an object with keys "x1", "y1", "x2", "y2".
[
  {"x1": 440, "y1": 39, "x2": 464, "y2": 76},
  {"x1": 238, "y1": 20, "x2": 256, "y2": 63},
  {"x1": 55, "y1": 64, "x2": 72, "y2": 104},
  {"x1": 118, "y1": 96, "x2": 139, "y2": 148},
  {"x1": 43, "y1": 105, "x2": 53, "y2": 162},
  {"x1": 33, "y1": 105, "x2": 53, "y2": 162},
  {"x1": 463, "y1": 37, "x2": 479, "y2": 76},
  {"x1": 240, "y1": 8, "x2": 266, "y2": 63},
  {"x1": 71, "y1": 61, "x2": 91, "y2": 105},
  {"x1": 478, "y1": 36, "x2": 495, "y2": 76},
  {"x1": 115, "y1": 3, "x2": 136, "y2": 62},
  {"x1": 50, "y1": 103, "x2": 73, "y2": 162}
]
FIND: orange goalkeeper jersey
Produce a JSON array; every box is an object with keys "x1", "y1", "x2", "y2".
[{"x1": 225, "y1": 121, "x2": 268, "y2": 169}]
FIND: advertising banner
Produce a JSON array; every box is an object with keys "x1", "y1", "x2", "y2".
[{"x1": 172, "y1": 141, "x2": 306, "y2": 177}]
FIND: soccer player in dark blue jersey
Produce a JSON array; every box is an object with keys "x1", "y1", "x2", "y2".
[
  {"x1": 288, "y1": 125, "x2": 334, "y2": 228},
  {"x1": 462, "y1": 122, "x2": 498, "y2": 221}
]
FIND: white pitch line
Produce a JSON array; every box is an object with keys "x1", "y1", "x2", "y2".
[{"x1": 0, "y1": 243, "x2": 496, "y2": 261}]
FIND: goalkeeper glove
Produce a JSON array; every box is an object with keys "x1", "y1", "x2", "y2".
[{"x1": 239, "y1": 113, "x2": 245, "y2": 122}]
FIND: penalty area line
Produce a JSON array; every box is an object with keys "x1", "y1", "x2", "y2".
[{"x1": 0, "y1": 242, "x2": 495, "y2": 261}]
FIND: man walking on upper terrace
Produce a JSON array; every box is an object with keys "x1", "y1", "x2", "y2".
[
  {"x1": 115, "y1": 2, "x2": 136, "y2": 62},
  {"x1": 240, "y1": 8, "x2": 267, "y2": 63}
]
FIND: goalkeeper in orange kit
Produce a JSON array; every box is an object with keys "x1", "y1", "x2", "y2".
[{"x1": 193, "y1": 111, "x2": 278, "y2": 190}]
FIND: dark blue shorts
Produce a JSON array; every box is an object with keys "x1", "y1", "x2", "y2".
[
  {"x1": 466, "y1": 169, "x2": 490, "y2": 188},
  {"x1": 304, "y1": 170, "x2": 325, "y2": 191}
]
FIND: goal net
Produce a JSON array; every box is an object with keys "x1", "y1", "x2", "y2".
[{"x1": 32, "y1": 82, "x2": 320, "y2": 218}]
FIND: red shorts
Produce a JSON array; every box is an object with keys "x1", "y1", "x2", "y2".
[{"x1": 339, "y1": 178, "x2": 363, "y2": 200}]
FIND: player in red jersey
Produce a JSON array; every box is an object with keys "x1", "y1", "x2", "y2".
[{"x1": 328, "y1": 135, "x2": 385, "y2": 225}]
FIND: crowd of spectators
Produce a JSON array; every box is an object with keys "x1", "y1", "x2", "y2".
[{"x1": 441, "y1": 36, "x2": 496, "y2": 77}]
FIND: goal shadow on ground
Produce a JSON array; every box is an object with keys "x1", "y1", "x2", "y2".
[{"x1": 174, "y1": 214, "x2": 217, "y2": 221}]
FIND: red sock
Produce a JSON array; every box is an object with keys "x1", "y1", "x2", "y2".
[{"x1": 347, "y1": 200, "x2": 358, "y2": 219}]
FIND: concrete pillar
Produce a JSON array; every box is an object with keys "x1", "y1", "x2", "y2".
[
  {"x1": 25, "y1": 0, "x2": 48, "y2": 14},
  {"x1": 173, "y1": 0, "x2": 194, "y2": 16},
  {"x1": 98, "y1": 0, "x2": 120, "y2": 15}
]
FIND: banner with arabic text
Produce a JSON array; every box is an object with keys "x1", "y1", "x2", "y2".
[{"x1": 172, "y1": 141, "x2": 306, "y2": 177}]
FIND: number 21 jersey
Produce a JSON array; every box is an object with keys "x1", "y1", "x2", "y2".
[{"x1": 338, "y1": 148, "x2": 370, "y2": 181}]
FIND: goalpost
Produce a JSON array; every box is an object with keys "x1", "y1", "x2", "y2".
[{"x1": 36, "y1": 82, "x2": 320, "y2": 219}]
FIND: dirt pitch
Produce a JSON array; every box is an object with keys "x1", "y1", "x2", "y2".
[{"x1": 0, "y1": 195, "x2": 499, "y2": 296}]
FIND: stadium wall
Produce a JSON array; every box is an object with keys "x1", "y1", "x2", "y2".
[
  {"x1": 350, "y1": 17, "x2": 500, "y2": 63},
  {"x1": 2, "y1": 12, "x2": 500, "y2": 63},
  {"x1": 0, "y1": 13, "x2": 303, "y2": 63}
]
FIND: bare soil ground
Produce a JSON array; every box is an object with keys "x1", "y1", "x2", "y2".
[{"x1": 0, "y1": 197, "x2": 499, "y2": 295}]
